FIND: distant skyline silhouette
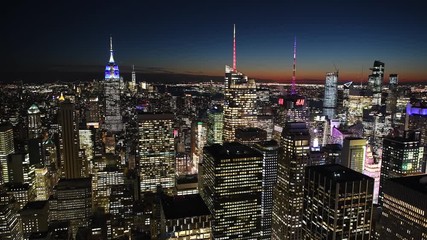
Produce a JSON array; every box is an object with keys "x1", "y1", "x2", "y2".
[{"x1": 3, "y1": 1, "x2": 427, "y2": 83}]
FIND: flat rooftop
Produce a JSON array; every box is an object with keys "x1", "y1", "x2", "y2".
[
  {"x1": 22, "y1": 200, "x2": 48, "y2": 211},
  {"x1": 307, "y1": 164, "x2": 373, "y2": 183},
  {"x1": 161, "y1": 194, "x2": 210, "y2": 219},
  {"x1": 388, "y1": 174, "x2": 427, "y2": 195},
  {"x1": 204, "y1": 142, "x2": 262, "y2": 160}
]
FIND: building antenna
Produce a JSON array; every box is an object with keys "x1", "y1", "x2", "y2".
[
  {"x1": 291, "y1": 35, "x2": 297, "y2": 95},
  {"x1": 233, "y1": 24, "x2": 237, "y2": 71},
  {"x1": 109, "y1": 35, "x2": 115, "y2": 63}
]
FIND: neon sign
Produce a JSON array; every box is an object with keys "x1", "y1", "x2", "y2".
[
  {"x1": 295, "y1": 99, "x2": 305, "y2": 106},
  {"x1": 278, "y1": 98, "x2": 284, "y2": 105}
]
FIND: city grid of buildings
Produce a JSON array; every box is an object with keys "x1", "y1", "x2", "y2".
[{"x1": 0, "y1": 26, "x2": 426, "y2": 240}]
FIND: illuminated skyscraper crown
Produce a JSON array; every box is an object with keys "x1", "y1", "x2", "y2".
[{"x1": 105, "y1": 36, "x2": 120, "y2": 79}]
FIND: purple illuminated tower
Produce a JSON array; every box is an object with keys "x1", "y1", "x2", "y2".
[{"x1": 103, "y1": 36, "x2": 123, "y2": 132}]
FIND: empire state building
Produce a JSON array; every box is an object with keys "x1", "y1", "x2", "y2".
[{"x1": 103, "y1": 36, "x2": 123, "y2": 132}]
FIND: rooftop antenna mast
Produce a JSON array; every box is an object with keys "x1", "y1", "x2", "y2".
[
  {"x1": 291, "y1": 35, "x2": 297, "y2": 95},
  {"x1": 233, "y1": 24, "x2": 237, "y2": 71}
]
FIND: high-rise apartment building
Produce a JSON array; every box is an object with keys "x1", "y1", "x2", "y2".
[
  {"x1": 202, "y1": 142, "x2": 263, "y2": 239},
  {"x1": 323, "y1": 72, "x2": 338, "y2": 120},
  {"x1": 58, "y1": 100, "x2": 81, "y2": 179},
  {"x1": 0, "y1": 123, "x2": 14, "y2": 184},
  {"x1": 379, "y1": 175, "x2": 427, "y2": 239},
  {"x1": 138, "y1": 113, "x2": 175, "y2": 193},
  {"x1": 379, "y1": 131, "x2": 424, "y2": 205},
  {"x1": 253, "y1": 140, "x2": 279, "y2": 240},
  {"x1": 103, "y1": 37, "x2": 123, "y2": 132},
  {"x1": 27, "y1": 104, "x2": 42, "y2": 139},
  {"x1": 303, "y1": 164, "x2": 374, "y2": 239},
  {"x1": 272, "y1": 122, "x2": 310, "y2": 240},
  {"x1": 341, "y1": 137, "x2": 366, "y2": 173}
]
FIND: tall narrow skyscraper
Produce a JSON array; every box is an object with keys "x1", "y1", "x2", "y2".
[
  {"x1": 58, "y1": 100, "x2": 81, "y2": 179},
  {"x1": 223, "y1": 25, "x2": 258, "y2": 142},
  {"x1": 138, "y1": 113, "x2": 175, "y2": 194},
  {"x1": 367, "y1": 60, "x2": 385, "y2": 106},
  {"x1": 323, "y1": 72, "x2": 338, "y2": 120},
  {"x1": 272, "y1": 122, "x2": 310, "y2": 240},
  {"x1": 0, "y1": 123, "x2": 15, "y2": 184},
  {"x1": 253, "y1": 140, "x2": 279, "y2": 240},
  {"x1": 103, "y1": 36, "x2": 123, "y2": 132}
]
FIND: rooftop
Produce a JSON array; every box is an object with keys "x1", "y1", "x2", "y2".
[
  {"x1": 388, "y1": 174, "x2": 427, "y2": 195},
  {"x1": 22, "y1": 200, "x2": 48, "y2": 211},
  {"x1": 137, "y1": 112, "x2": 174, "y2": 121},
  {"x1": 55, "y1": 177, "x2": 91, "y2": 190},
  {"x1": 204, "y1": 142, "x2": 263, "y2": 160},
  {"x1": 307, "y1": 164, "x2": 373, "y2": 183},
  {"x1": 161, "y1": 193, "x2": 210, "y2": 219}
]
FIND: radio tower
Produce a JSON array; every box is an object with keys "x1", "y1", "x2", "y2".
[
  {"x1": 233, "y1": 24, "x2": 237, "y2": 71},
  {"x1": 291, "y1": 35, "x2": 297, "y2": 95}
]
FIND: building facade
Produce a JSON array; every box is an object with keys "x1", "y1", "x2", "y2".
[
  {"x1": 138, "y1": 113, "x2": 175, "y2": 193},
  {"x1": 253, "y1": 140, "x2": 279, "y2": 240},
  {"x1": 202, "y1": 143, "x2": 263, "y2": 239},
  {"x1": 379, "y1": 175, "x2": 427, "y2": 239},
  {"x1": 303, "y1": 164, "x2": 374, "y2": 239},
  {"x1": 323, "y1": 72, "x2": 338, "y2": 120},
  {"x1": 272, "y1": 122, "x2": 310, "y2": 240}
]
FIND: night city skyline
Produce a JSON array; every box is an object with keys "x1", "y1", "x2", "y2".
[{"x1": 3, "y1": 0, "x2": 427, "y2": 83}]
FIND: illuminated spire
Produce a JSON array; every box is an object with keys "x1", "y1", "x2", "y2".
[
  {"x1": 233, "y1": 24, "x2": 236, "y2": 71},
  {"x1": 291, "y1": 35, "x2": 297, "y2": 95},
  {"x1": 109, "y1": 35, "x2": 115, "y2": 63},
  {"x1": 59, "y1": 92, "x2": 65, "y2": 101}
]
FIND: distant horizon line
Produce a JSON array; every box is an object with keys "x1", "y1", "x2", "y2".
[{"x1": 1, "y1": 70, "x2": 426, "y2": 84}]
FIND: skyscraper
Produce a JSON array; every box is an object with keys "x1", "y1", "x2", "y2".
[
  {"x1": 223, "y1": 25, "x2": 257, "y2": 142},
  {"x1": 27, "y1": 104, "x2": 42, "y2": 139},
  {"x1": 0, "y1": 123, "x2": 15, "y2": 185},
  {"x1": 367, "y1": 60, "x2": 385, "y2": 106},
  {"x1": 253, "y1": 140, "x2": 279, "y2": 240},
  {"x1": 0, "y1": 123, "x2": 14, "y2": 184},
  {"x1": 323, "y1": 72, "x2": 338, "y2": 120},
  {"x1": 386, "y1": 74, "x2": 399, "y2": 115},
  {"x1": 272, "y1": 122, "x2": 310, "y2": 240},
  {"x1": 103, "y1": 36, "x2": 123, "y2": 132},
  {"x1": 138, "y1": 113, "x2": 175, "y2": 194},
  {"x1": 379, "y1": 131, "x2": 424, "y2": 205},
  {"x1": 49, "y1": 178, "x2": 92, "y2": 236},
  {"x1": 206, "y1": 106, "x2": 223, "y2": 145},
  {"x1": 303, "y1": 164, "x2": 374, "y2": 239},
  {"x1": 379, "y1": 175, "x2": 427, "y2": 239},
  {"x1": 202, "y1": 142, "x2": 263, "y2": 239},
  {"x1": 58, "y1": 100, "x2": 81, "y2": 179}
]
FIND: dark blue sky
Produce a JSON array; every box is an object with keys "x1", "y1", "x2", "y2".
[{"x1": 3, "y1": 0, "x2": 427, "y2": 83}]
